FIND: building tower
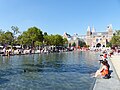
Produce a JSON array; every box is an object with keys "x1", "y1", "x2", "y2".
[
  {"x1": 107, "y1": 24, "x2": 113, "y2": 42},
  {"x1": 92, "y1": 26, "x2": 95, "y2": 33},
  {"x1": 86, "y1": 26, "x2": 92, "y2": 46},
  {"x1": 87, "y1": 26, "x2": 91, "y2": 36}
]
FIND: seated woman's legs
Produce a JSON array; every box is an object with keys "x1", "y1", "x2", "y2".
[{"x1": 95, "y1": 70, "x2": 101, "y2": 77}]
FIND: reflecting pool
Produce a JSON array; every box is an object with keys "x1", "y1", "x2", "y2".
[{"x1": 0, "y1": 51, "x2": 100, "y2": 90}]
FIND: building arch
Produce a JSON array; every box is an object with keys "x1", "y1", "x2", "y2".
[{"x1": 96, "y1": 43, "x2": 101, "y2": 47}]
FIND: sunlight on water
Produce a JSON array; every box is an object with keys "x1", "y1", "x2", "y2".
[{"x1": 0, "y1": 51, "x2": 100, "y2": 90}]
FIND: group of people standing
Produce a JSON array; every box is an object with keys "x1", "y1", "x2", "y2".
[{"x1": 94, "y1": 52, "x2": 111, "y2": 79}]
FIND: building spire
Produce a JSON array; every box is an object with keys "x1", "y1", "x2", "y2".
[
  {"x1": 92, "y1": 26, "x2": 95, "y2": 33},
  {"x1": 109, "y1": 24, "x2": 112, "y2": 29},
  {"x1": 106, "y1": 24, "x2": 112, "y2": 31},
  {"x1": 87, "y1": 26, "x2": 91, "y2": 32}
]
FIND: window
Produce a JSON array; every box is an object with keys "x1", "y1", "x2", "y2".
[
  {"x1": 103, "y1": 45, "x2": 105, "y2": 47},
  {"x1": 96, "y1": 38, "x2": 99, "y2": 42}
]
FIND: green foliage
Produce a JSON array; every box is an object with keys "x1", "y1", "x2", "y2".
[
  {"x1": 0, "y1": 26, "x2": 20, "y2": 45},
  {"x1": 63, "y1": 38, "x2": 68, "y2": 44},
  {"x1": 0, "y1": 26, "x2": 67, "y2": 47},
  {"x1": 110, "y1": 30, "x2": 120, "y2": 47},
  {"x1": 83, "y1": 45, "x2": 90, "y2": 48},
  {"x1": 35, "y1": 41, "x2": 43, "y2": 47},
  {"x1": 116, "y1": 30, "x2": 120, "y2": 36},
  {"x1": 18, "y1": 27, "x2": 44, "y2": 47},
  {"x1": 72, "y1": 42, "x2": 76, "y2": 47},
  {"x1": 106, "y1": 42, "x2": 112, "y2": 47},
  {"x1": 27, "y1": 27, "x2": 43, "y2": 42},
  {"x1": 5, "y1": 31, "x2": 14, "y2": 44},
  {"x1": 44, "y1": 32, "x2": 48, "y2": 36},
  {"x1": 54, "y1": 34, "x2": 63, "y2": 46},
  {"x1": 63, "y1": 38, "x2": 68, "y2": 47},
  {"x1": 11, "y1": 26, "x2": 20, "y2": 35},
  {"x1": 0, "y1": 31, "x2": 14, "y2": 45},
  {"x1": 78, "y1": 40, "x2": 86, "y2": 47},
  {"x1": 44, "y1": 34, "x2": 64, "y2": 46}
]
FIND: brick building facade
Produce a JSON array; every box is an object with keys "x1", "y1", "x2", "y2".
[
  {"x1": 86, "y1": 24, "x2": 113, "y2": 49},
  {"x1": 63, "y1": 24, "x2": 113, "y2": 49}
]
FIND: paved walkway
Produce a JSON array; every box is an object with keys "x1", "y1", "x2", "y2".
[
  {"x1": 111, "y1": 55, "x2": 120, "y2": 80},
  {"x1": 93, "y1": 55, "x2": 120, "y2": 90}
]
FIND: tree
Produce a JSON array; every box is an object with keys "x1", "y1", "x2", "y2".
[
  {"x1": 63, "y1": 38, "x2": 68, "y2": 44},
  {"x1": 11, "y1": 26, "x2": 21, "y2": 45},
  {"x1": 63, "y1": 38, "x2": 68, "y2": 47},
  {"x1": 44, "y1": 32, "x2": 48, "y2": 36},
  {"x1": 116, "y1": 30, "x2": 120, "y2": 36},
  {"x1": 72, "y1": 42, "x2": 76, "y2": 47},
  {"x1": 18, "y1": 27, "x2": 44, "y2": 48},
  {"x1": 11, "y1": 26, "x2": 20, "y2": 35},
  {"x1": 17, "y1": 33, "x2": 29, "y2": 48},
  {"x1": 0, "y1": 29, "x2": 4, "y2": 45},
  {"x1": 110, "y1": 30, "x2": 120, "y2": 47},
  {"x1": 43, "y1": 34, "x2": 64, "y2": 46},
  {"x1": 54, "y1": 34, "x2": 63, "y2": 46},
  {"x1": 78, "y1": 40, "x2": 86, "y2": 47},
  {"x1": 106, "y1": 42, "x2": 112, "y2": 47},
  {"x1": 34, "y1": 41, "x2": 43, "y2": 47},
  {"x1": 0, "y1": 29, "x2": 4, "y2": 35},
  {"x1": 1, "y1": 31, "x2": 14, "y2": 45},
  {"x1": 43, "y1": 35, "x2": 49, "y2": 45},
  {"x1": 27, "y1": 27, "x2": 43, "y2": 44}
]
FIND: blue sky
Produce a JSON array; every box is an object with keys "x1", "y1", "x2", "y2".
[{"x1": 0, "y1": 0, "x2": 120, "y2": 35}]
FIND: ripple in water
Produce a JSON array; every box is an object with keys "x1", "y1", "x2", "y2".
[{"x1": 0, "y1": 51, "x2": 100, "y2": 90}]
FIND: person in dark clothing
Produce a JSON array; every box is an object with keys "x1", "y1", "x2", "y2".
[
  {"x1": 104, "y1": 59, "x2": 110, "y2": 74},
  {"x1": 103, "y1": 59, "x2": 111, "y2": 79},
  {"x1": 94, "y1": 61, "x2": 109, "y2": 78},
  {"x1": 98, "y1": 58, "x2": 111, "y2": 79}
]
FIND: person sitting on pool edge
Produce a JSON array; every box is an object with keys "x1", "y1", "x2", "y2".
[{"x1": 94, "y1": 60, "x2": 109, "y2": 78}]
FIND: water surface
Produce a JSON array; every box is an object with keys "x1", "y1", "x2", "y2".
[{"x1": 0, "y1": 51, "x2": 100, "y2": 90}]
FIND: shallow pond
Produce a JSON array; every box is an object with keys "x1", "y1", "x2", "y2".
[{"x1": 0, "y1": 51, "x2": 100, "y2": 90}]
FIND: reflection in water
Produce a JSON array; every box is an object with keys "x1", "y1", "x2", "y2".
[{"x1": 0, "y1": 51, "x2": 100, "y2": 90}]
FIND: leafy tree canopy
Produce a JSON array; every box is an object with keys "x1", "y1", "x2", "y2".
[
  {"x1": 18, "y1": 27, "x2": 44, "y2": 47},
  {"x1": 72, "y1": 42, "x2": 76, "y2": 47},
  {"x1": 110, "y1": 30, "x2": 120, "y2": 47},
  {"x1": 44, "y1": 34, "x2": 64, "y2": 46}
]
